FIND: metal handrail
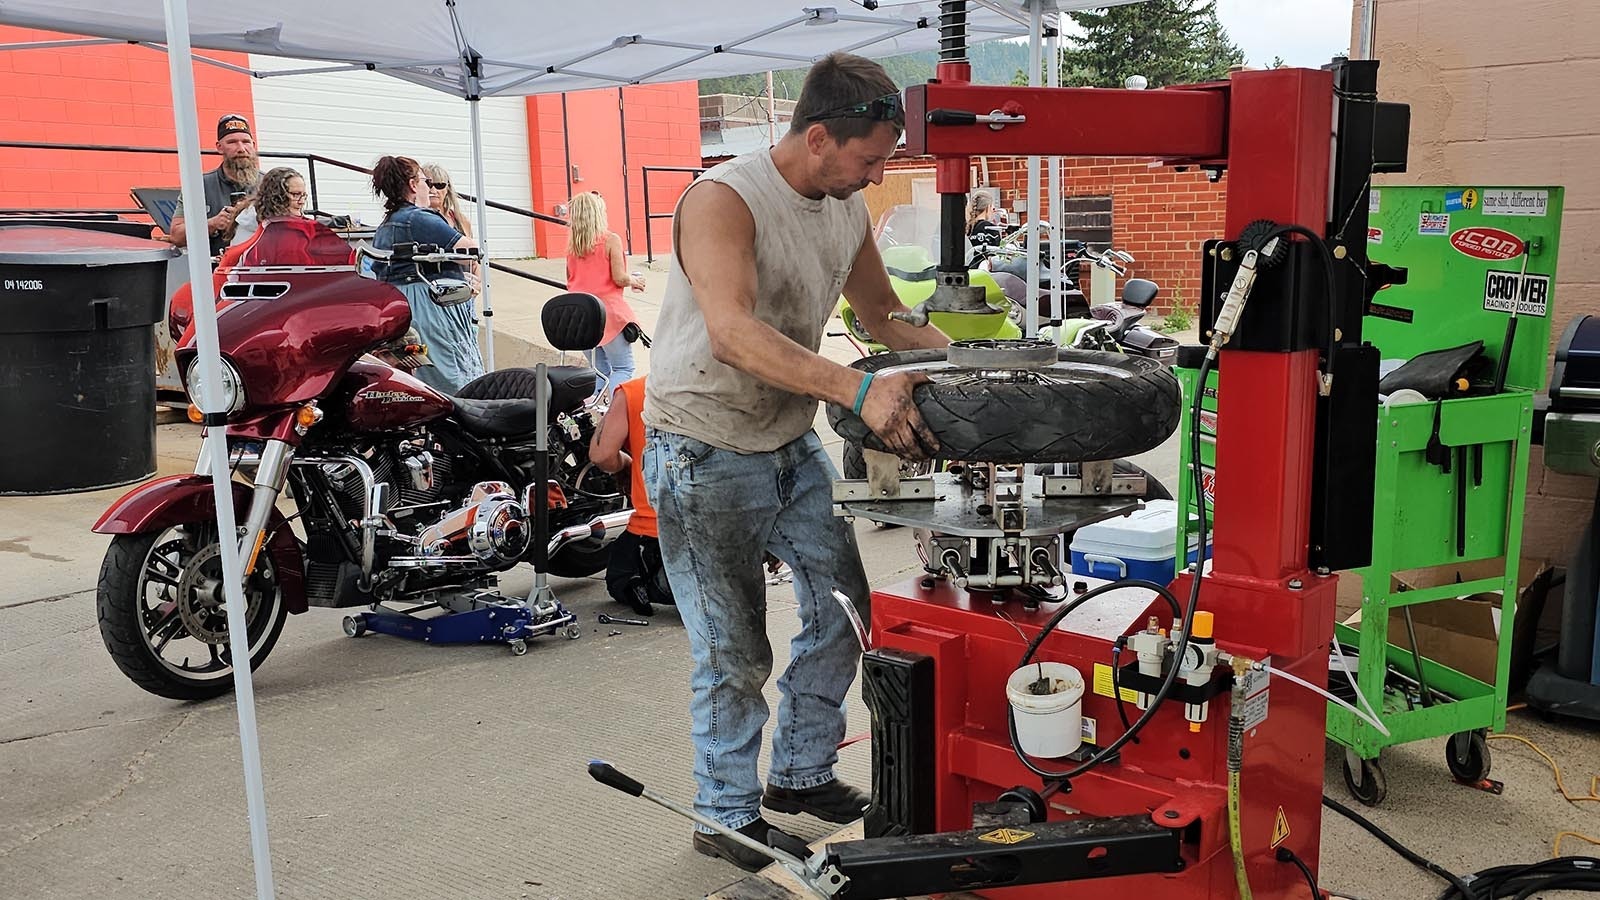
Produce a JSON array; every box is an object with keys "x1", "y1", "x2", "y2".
[
  {"x1": 642, "y1": 164, "x2": 704, "y2": 263},
  {"x1": 0, "y1": 139, "x2": 569, "y2": 226},
  {"x1": 1, "y1": 138, "x2": 573, "y2": 289}
]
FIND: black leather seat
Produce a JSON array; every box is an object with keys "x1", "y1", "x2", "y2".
[
  {"x1": 450, "y1": 396, "x2": 542, "y2": 438},
  {"x1": 455, "y1": 365, "x2": 597, "y2": 416}
]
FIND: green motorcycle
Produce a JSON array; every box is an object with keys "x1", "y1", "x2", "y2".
[{"x1": 836, "y1": 242, "x2": 1021, "y2": 352}]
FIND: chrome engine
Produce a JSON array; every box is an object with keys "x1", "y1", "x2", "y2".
[{"x1": 415, "y1": 481, "x2": 530, "y2": 570}]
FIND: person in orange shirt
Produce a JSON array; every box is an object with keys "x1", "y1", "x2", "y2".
[{"x1": 589, "y1": 375, "x2": 673, "y2": 615}]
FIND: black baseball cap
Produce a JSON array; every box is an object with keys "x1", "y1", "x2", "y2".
[{"x1": 217, "y1": 114, "x2": 252, "y2": 140}]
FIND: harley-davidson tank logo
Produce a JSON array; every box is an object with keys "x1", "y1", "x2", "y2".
[{"x1": 361, "y1": 389, "x2": 425, "y2": 404}]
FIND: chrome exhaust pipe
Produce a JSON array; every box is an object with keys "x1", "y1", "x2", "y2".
[{"x1": 547, "y1": 509, "x2": 633, "y2": 557}]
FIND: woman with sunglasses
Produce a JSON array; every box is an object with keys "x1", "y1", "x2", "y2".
[
  {"x1": 422, "y1": 163, "x2": 473, "y2": 240},
  {"x1": 370, "y1": 155, "x2": 483, "y2": 393}
]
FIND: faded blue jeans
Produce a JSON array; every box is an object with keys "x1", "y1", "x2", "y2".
[
  {"x1": 586, "y1": 333, "x2": 634, "y2": 400},
  {"x1": 643, "y1": 427, "x2": 872, "y2": 832}
]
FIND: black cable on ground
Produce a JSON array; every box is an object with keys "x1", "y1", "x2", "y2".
[
  {"x1": 1276, "y1": 846, "x2": 1320, "y2": 898},
  {"x1": 1323, "y1": 793, "x2": 1600, "y2": 899},
  {"x1": 1321, "y1": 794, "x2": 1477, "y2": 897},
  {"x1": 1439, "y1": 858, "x2": 1600, "y2": 900}
]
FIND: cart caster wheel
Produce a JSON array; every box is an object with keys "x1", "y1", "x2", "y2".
[
  {"x1": 509, "y1": 639, "x2": 528, "y2": 657},
  {"x1": 565, "y1": 624, "x2": 582, "y2": 641},
  {"x1": 342, "y1": 616, "x2": 366, "y2": 638},
  {"x1": 1342, "y1": 753, "x2": 1388, "y2": 807},
  {"x1": 1445, "y1": 730, "x2": 1491, "y2": 782}
]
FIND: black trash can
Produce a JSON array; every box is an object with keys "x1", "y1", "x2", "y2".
[{"x1": 0, "y1": 226, "x2": 175, "y2": 494}]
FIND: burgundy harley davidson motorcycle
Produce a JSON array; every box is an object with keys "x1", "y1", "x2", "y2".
[{"x1": 92, "y1": 219, "x2": 630, "y2": 700}]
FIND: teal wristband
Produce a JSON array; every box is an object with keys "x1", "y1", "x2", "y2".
[{"x1": 852, "y1": 372, "x2": 875, "y2": 416}]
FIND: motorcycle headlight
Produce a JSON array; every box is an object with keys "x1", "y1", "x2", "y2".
[{"x1": 184, "y1": 358, "x2": 247, "y2": 416}]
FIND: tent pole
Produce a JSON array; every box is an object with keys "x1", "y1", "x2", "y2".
[
  {"x1": 159, "y1": 0, "x2": 275, "y2": 897},
  {"x1": 468, "y1": 97, "x2": 495, "y2": 370},
  {"x1": 1047, "y1": 9, "x2": 1062, "y2": 338},
  {"x1": 1024, "y1": 0, "x2": 1043, "y2": 338}
]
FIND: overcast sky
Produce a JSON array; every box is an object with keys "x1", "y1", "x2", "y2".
[{"x1": 1212, "y1": 0, "x2": 1354, "y2": 67}]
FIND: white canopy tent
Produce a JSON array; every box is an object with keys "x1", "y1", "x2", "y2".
[{"x1": 0, "y1": 1, "x2": 1131, "y2": 895}]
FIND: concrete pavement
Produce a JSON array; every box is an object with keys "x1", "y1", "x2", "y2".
[{"x1": 3, "y1": 267, "x2": 1598, "y2": 899}]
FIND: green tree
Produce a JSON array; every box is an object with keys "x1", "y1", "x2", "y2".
[{"x1": 1063, "y1": 0, "x2": 1245, "y2": 88}]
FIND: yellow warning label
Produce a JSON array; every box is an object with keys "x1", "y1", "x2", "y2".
[
  {"x1": 1092, "y1": 663, "x2": 1140, "y2": 703},
  {"x1": 1271, "y1": 807, "x2": 1292, "y2": 848},
  {"x1": 978, "y1": 828, "x2": 1035, "y2": 845}
]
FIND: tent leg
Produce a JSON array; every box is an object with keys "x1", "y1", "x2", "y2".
[
  {"x1": 1024, "y1": 0, "x2": 1043, "y2": 339},
  {"x1": 160, "y1": 0, "x2": 275, "y2": 897},
  {"x1": 1047, "y1": 11, "x2": 1063, "y2": 337},
  {"x1": 469, "y1": 98, "x2": 495, "y2": 370}
]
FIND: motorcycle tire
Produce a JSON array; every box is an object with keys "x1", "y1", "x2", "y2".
[
  {"x1": 827, "y1": 348, "x2": 1180, "y2": 465},
  {"x1": 97, "y1": 527, "x2": 288, "y2": 701}
]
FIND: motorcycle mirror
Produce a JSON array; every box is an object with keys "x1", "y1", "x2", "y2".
[{"x1": 1113, "y1": 250, "x2": 1136, "y2": 263}]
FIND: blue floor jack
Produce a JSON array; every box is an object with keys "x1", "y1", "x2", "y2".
[{"x1": 341, "y1": 362, "x2": 588, "y2": 656}]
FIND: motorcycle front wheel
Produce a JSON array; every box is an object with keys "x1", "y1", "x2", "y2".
[{"x1": 97, "y1": 522, "x2": 287, "y2": 701}]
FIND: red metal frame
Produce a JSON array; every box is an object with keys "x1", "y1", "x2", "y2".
[{"x1": 876, "y1": 67, "x2": 1342, "y2": 898}]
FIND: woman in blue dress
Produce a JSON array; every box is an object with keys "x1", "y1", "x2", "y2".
[{"x1": 370, "y1": 155, "x2": 483, "y2": 393}]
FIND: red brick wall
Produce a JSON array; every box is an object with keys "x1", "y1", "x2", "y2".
[
  {"x1": 0, "y1": 26, "x2": 255, "y2": 214},
  {"x1": 527, "y1": 82, "x2": 701, "y2": 259},
  {"x1": 885, "y1": 155, "x2": 1228, "y2": 313}
]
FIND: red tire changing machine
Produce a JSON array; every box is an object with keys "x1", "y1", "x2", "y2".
[
  {"x1": 590, "y1": 19, "x2": 1412, "y2": 900},
  {"x1": 835, "y1": 42, "x2": 1411, "y2": 900}
]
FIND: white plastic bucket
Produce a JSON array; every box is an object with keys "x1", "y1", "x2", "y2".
[{"x1": 1006, "y1": 662, "x2": 1085, "y2": 758}]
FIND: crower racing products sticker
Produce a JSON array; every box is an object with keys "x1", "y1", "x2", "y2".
[
  {"x1": 1445, "y1": 188, "x2": 1478, "y2": 212},
  {"x1": 1450, "y1": 227, "x2": 1524, "y2": 261},
  {"x1": 1481, "y1": 188, "x2": 1548, "y2": 217},
  {"x1": 1366, "y1": 227, "x2": 1383, "y2": 244},
  {"x1": 1418, "y1": 213, "x2": 1449, "y2": 235},
  {"x1": 1483, "y1": 269, "x2": 1550, "y2": 316}
]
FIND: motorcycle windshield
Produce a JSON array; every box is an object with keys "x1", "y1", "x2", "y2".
[{"x1": 178, "y1": 220, "x2": 411, "y2": 409}]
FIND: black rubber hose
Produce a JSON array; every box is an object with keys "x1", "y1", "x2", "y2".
[{"x1": 1005, "y1": 356, "x2": 1212, "y2": 783}]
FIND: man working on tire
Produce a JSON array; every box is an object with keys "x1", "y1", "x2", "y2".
[{"x1": 642, "y1": 52, "x2": 949, "y2": 871}]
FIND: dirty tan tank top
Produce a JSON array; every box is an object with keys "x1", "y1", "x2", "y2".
[{"x1": 643, "y1": 149, "x2": 867, "y2": 453}]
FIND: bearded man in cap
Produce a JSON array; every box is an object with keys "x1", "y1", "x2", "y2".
[{"x1": 169, "y1": 113, "x2": 262, "y2": 256}]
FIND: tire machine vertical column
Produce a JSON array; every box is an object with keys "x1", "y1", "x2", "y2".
[{"x1": 849, "y1": 61, "x2": 1409, "y2": 899}]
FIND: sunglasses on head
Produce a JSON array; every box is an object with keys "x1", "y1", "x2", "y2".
[
  {"x1": 810, "y1": 92, "x2": 903, "y2": 122},
  {"x1": 428, "y1": 180, "x2": 449, "y2": 190}
]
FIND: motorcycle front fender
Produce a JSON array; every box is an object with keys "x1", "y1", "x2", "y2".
[{"x1": 92, "y1": 474, "x2": 308, "y2": 614}]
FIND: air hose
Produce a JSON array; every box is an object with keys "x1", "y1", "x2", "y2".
[{"x1": 1228, "y1": 679, "x2": 1253, "y2": 899}]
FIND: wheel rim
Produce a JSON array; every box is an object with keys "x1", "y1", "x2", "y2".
[
  {"x1": 873, "y1": 340, "x2": 1137, "y2": 387},
  {"x1": 136, "y1": 523, "x2": 282, "y2": 683}
]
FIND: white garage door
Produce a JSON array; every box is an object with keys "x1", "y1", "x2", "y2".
[{"x1": 248, "y1": 55, "x2": 536, "y2": 258}]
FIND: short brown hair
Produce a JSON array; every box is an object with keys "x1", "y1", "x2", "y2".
[{"x1": 791, "y1": 52, "x2": 903, "y2": 143}]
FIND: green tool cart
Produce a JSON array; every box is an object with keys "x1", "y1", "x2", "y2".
[{"x1": 1177, "y1": 185, "x2": 1564, "y2": 807}]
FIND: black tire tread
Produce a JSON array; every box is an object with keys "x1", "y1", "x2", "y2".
[
  {"x1": 97, "y1": 531, "x2": 287, "y2": 702},
  {"x1": 827, "y1": 349, "x2": 1180, "y2": 464}
]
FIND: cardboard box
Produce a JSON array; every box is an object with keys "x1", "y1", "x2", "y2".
[{"x1": 1343, "y1": 557, "x2": 1553, "y2": 687}]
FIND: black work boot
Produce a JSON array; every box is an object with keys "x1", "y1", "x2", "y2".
[
  {"x1": 692, "y1": 817, "x2": 801, "y2": 872},
  {"x1": 762, "y1": 779, "x2": 870, "y2": 824}
]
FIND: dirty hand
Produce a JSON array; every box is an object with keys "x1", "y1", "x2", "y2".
[
  {"x1": 858, "y1": 371, "x2": 939, "y2": 460},
  {"x1": 207, "y1": 209, "x2": 234, "y2": 235}
]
